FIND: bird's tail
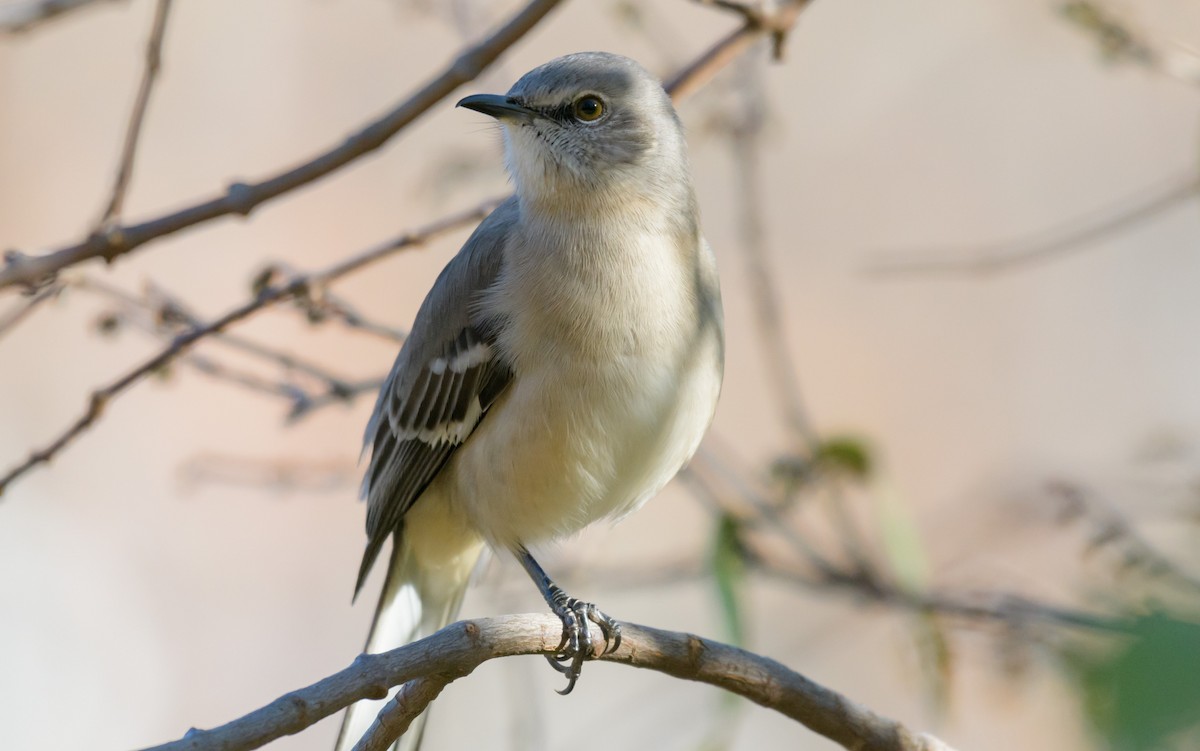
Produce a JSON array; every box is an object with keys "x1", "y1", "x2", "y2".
[{"x1": 334, "y1": 534, "x2": 480, "y2": 751}]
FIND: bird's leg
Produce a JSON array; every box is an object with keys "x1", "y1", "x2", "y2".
[{"x1": 516, "y1": 547, "x2": 622, "y2": 695}]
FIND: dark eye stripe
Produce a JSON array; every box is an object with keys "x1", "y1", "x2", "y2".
[
  {"x1": 540, "y1": 101, "x2": 575, "y2": 123},
  {"x1": 532, "y1": 97, "x2": 606, "y2": 124}
]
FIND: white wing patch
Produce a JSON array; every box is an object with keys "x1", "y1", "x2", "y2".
[
  {"x1": 387, "y1": 329, "x2": 496, "y2": 447},
  {"x1": 395, "y1": 396, "x2": 485, "y2": 445}
]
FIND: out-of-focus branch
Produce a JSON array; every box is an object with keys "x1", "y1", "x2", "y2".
[
  {"x1": 667, "y1": 0, "x2": 812, "y2": 100},
  {"x1": 138, "y1": 614, "x2": 956, "y2": 751},
  {"x1": 251, "y1": 265, "x2": 408, "y2": 343},
  {"x1": 291, "y1": 285, "x2": 408, "y2": 344},
  {"x1": 727, "y1": 51, "x2": 815, "y2": 446},
  {"x1": 0, "y1": 0, "x2": 120, "y2": 33},
  {"x1": 0, "y1": 199, "x2": 500, "y2": 497},
  {"x1": 1061, "y1": 1, "x2": 1200, "y2": 87},
  {"x1": 177, "y1": 453, "x2": 358, "y2": 494},
  {"x1": 862, "y1": 174, "x2": 1200, "y2": 277},
  {"x1": 752, "y1": 551, "x2": 1132, "y2": 635},
  {"x1": 1049, "y1": 479, "x2": 1200, "y2": 597},
  {"x1": 75, "y1": 275, "x2": 372, "y2": 415},
  {"x1": 97, "y1": 0, "x2": 172, "y2": 225},
  {"x1": 682, "y1": 443, "x2": 1132, "y2": 637},
  {"x1": 0, "y1": 0, "x2": 565, "y2": 293},
  {"x1": 0, "y1": 282, "x2": 62, "y2": 340},
  {"x1": 0, "y1": 0, "x2": 823, "y2": 494}
]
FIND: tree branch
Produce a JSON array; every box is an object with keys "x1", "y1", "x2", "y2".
[
  {"x1": 666, "y1": 0, "x2": 812, "y2": 99},
  {"x1": 0, "y1": 0, "x2": 812, "y2": 293},
  {"x1": 0, "y1": 282, "x2": 62, "y2": 340},
  {"x1": 97, "y1": 0, "x2": 172, "y2": 225},
  {"x1": 350, "y1": 677, "x2": 448, "y2": 751},
  {"x1": 0, "y1": 0, "x2": 565, "y2": 293},
  {"x1": 0, "y1": 199, "x2": 500, "y2": 497},
  {"x1": 0, "y1": 0, "x2": 121, "y2": 34},
  {"x1": 0, "y1": 0, "x2": 821, "y2": 495},
  {"x1": 138, "y1": 614, "x2": 955, "y2": 751},
  {"x1": 861, "y1": 173, "x2": 1200, "y2": 277},
  {"x1": 74, "y1": 275, "x2": 371, "y2": 413}
]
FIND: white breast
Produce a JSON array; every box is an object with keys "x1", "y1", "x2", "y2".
[{"x1": 445, "y1": 222, "x2": 722, "y2": 549}]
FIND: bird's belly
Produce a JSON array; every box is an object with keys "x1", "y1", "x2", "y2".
[{"x1": 445, "y1": 349, "x2": 718, "y2": 549}]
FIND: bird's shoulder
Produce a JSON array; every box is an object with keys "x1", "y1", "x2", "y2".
[{"x1": 366, "y1": 198, "x2": 518, "y2": 430}]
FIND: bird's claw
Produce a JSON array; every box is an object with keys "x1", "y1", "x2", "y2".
[{"x1": 544, "y1": 597, "x2": 622, "y2": 695}]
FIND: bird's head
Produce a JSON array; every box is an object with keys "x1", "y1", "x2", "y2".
[{"x1": 458, "y1": 52, "x2": 690, "y2": 215}]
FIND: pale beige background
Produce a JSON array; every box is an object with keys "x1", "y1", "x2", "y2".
[{"x1": 1, "y1": 1, "x2": 1198, "y2": 749}]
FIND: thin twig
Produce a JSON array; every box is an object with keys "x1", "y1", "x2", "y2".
[
  {"x1": 666, "y1": 0, "x2": 812, "y2": 99},
  {"x1": 752, "y1": 551, "x2": 1131, "y2": 635},
  {"x1": 686, "y1": 445, "x2": 846, "y2": 581},
  {"x1": 137, "y1": 614, "x2": 956, "y2": 751},
  {"x1": 97, "y1": 0, "x2": 172, "y2": 225},
  {"x1": 0, "y1": 0, "x2": 822, "y2": 494},
  {"x1": 0, "y1": 0, "x2": 810, "y2": 293},
  {"x1": 287, "y1": 378, "x2": 385, "y2": 422},
  {"x1": 177, "y1": 453, "x2": 358, "y2": 494},
  {"x1": 74, "y1": 276, "x2": 362, "y2": 403},
  {"x1": 728, "y1": 50, "x2": 815, "y2": 446},
  {"x1": 280, "y1": 279, "x2": 408, "y2": 343},
  {"x1": 862, "y1": 174, "x2": 1200, "y2": 277},
  {"x1": 1049, "y1": 479, "x2": 1200, "y2": 597},
  {"x1": 0, "y1": 0, "x2": 565, "y2": 293},
  {"x1": 1061, "y1": 1, "x2": 1200, "y2": 87},
  {"x1": 0, "y1": 199, "x2": 500, "y2": 497},
  {"x1": 0, "y1": 0, "x2": 120, "y2": 33},
  {"x1": 159, "y1": 345, "x2": 307, "y2": 402},
  {"x1": 0, "y1": 283, "x2": 63, "y2": 340}
]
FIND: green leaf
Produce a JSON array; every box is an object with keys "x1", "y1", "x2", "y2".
[
  {"x1": 710, "y1": 513, "x2": 746, "y2": 647},
  {"x1": 1066, "y1": 612, "x2": 1200, "y2": 750},
  {"x1": 873, "y1": 481, "x2": 929, "y2": 594},
  {"x1": 913, "y1": 610, "x2": 953, "y2": 716},
  {"x1": 815, "y1": 436, "x2": 873, "y2": 481}
]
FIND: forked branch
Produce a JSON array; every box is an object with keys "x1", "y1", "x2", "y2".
[
  {"x1": 0, "y1": 0, "x2": 566, "y2": 293},
  {"x1": 140, "y1": 614, "x2": 956, "y2": 751}
]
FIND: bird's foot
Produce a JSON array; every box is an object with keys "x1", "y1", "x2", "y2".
[
  {"x1": 544, "y1": 593, "x2": 622, "y2": 695},
  {"x1": 516, "y1": 547, "x2": 622, "y2": 695}
]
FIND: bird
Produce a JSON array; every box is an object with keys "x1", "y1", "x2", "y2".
[{"x1": 335, "y1": 51, "x2": 724, "y2": 751}]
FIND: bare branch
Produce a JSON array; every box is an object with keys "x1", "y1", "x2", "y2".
[
  {"x1": 350, "y1": 677, "x2": 448, "y2": 751},
  {"x1": 97, "y1": 0, "x2": 172, "y2": 225},
  {"x1": 685, "y1": 443, "x2": 1133, "y2": 636},
  {"x1": 0, "y1": 0, "x2": 565, "y2": 293},
  {"x1": 177, "y1": 453, "x2": 358, "y2": 494},
  {"x1": 1049, "y1": 479, "x2": 1200, "y2": 597},
  {"x1": 863, "y1": 174, "x2": 1200, "y2": 277},
  {"x1": 0, "y1": 0, "x2": 121, "y2": 34},
  {"x1": 1060, "y1": 1, "x2": 1200, "y2": 87},
  {"x1": 0, "y1": 0, "x2": 815, "y2": 294},
  {"x1": 0, "y1": 199, "x2": 500, "y2": 497},
  {"x1": 138, "y1": 614, "x2": 955, "y2": 751},
  {"x1": 0, "y1": 0, "x2": 824, "y2": 494},
  {"x1": 0, "y1": 282, "x2": 62, "y2": 340},
  {"x1": 667, "y1": 0, "x2": 812, "y2": 99},
  {"x1": 73, "y1": 276, "x2": 370, "y2": 414},
  {"x1": 727, "y1": 51, "x2": 815, "y2": 446},
  {"x1": 289, "y1": 285, "x2": 408, "y2": 343}
]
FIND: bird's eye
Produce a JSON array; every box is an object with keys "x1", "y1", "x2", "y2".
[{"x1": 572, "y1": 96, "x2": 605, "y2": 122}]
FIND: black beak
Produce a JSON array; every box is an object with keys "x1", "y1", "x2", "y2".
[{"x1": 456, "y1": 94, "x2": 537, "y2": 122}]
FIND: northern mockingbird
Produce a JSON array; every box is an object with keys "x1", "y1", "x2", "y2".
[{"x1": 336, "y1": 51, "x2": 723, "y2": 751}]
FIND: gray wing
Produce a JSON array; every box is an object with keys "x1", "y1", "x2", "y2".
[{"x1": 354, "y1": 198, "x2": 518, "y2": 596}]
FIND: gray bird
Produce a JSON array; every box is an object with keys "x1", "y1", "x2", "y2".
[{"x1": 336, "y1": 51, "x2": 724, "y2": 751}]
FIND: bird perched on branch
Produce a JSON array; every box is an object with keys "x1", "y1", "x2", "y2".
[{"x1": 337, "y1": 51, "x2": 723, "y2": 751}]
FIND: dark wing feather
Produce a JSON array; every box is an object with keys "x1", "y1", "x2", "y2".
[{"x1": 353, "y1": 198, "x2": 518, "y2": 597}]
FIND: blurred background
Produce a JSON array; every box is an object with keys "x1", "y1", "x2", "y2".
[{"x1": 1, "y1": 0, "x2": 1199, "y2": 749}]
